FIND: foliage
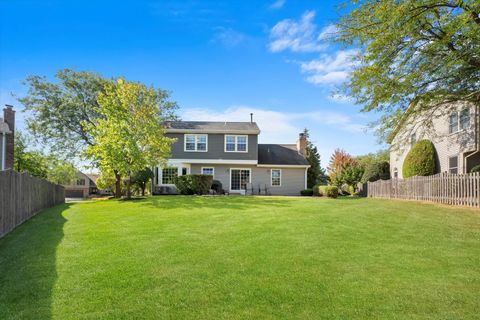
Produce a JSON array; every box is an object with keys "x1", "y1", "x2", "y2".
[
  {"x1": 85, "y1": 79, "x2": 176, "y2": 199},
  {"x1": 361, "y1": 161, "x2": 390, "y2": 183},
  {"x1": 356, "y1": 150, "x2": 389, "y2": 169},
  {"x1": 336, "y1": 0, "x2": 480, "y2": 140},
  {"x1": 300, "y1": 189, "x2": 313, "y2": 196},
  {"x1": 338, "y1": 164, "x2": 364, "y2": 193},
  {"x1": 211, "y1": 180, "x2": 223, "y2": 194},
  {"x1": 174, "y1": 174, "x2": 213, "y2": 195},
  {"x1": 328, "y1": 149, "x2": 356, "y2": 186},
  {"x1": 96, "y1": 172, "x2": 117, "y2": 193},
  {"x1": 402, "y1": 140, "x2": 436, "y2": 178},
  {"x1": 471, "y1": 165, "x2": 480, "y2": 173},
  {"x1": 131, "y1": 168, "x2": 154, "y2": 196},
  {"x1": 318, "y1": 186, "x2": 339, "y2": 198},
  {"x1": 303, "y1": 129, "x2": 328, "y2": 187},
  {"x1": 45, "y1": 159, "x2": 77, "y2": 185}
]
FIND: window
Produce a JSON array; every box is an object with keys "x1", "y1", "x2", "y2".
[
  {"x1": 410, "y1": 133, "x2": 416, "y2": 146},
  {"x1": 393, "y1": 168, "x2": 398, "y2": 178},
  {"x1": 449, "y1": 156, "x2": 458, "y2": 174},
  {"x1": 181, "y1": 167, "x2": 188, "y2": 176},
  {"x1": 77, "y1": 179, "x2": 85, "y2": 186},
  {"x1": 230, "y1": 169, "x2": 251, "y2": 190},
  {"x1": 162, "y1": 168, "x2": 177, "y2": 184},
  {"x1": 460, "y1": 109, "x2": 470, "y2": 130},
  {"x1": 184, "y1": 134, "x2": 207, "y2": 152},
  {"x1": 225, "y1": 135, "x2": 248, "y2": 152},
  {"x1": 449, "y1": 112, "x2": 459, "y2": 133},
  {"x1": 271, "y1": 169, "x2": 281, "y2": 186},
  {"x1": 201, "y1": 167, "x2": 214, "y2": 176}
]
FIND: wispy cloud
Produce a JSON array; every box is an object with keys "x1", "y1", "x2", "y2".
[
  {"x1": 270, "y1": 0, "x2": 286, "y2": 10},
  {"x1": 211, "y1": 27, "x2": 246, "y2": 48},
  {"x1": 268, "y1": 11, "x2": 329, "y2": 53}
]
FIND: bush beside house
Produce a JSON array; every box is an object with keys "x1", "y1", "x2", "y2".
[
  {"x1": 174, "y1": 174, "x2": 213, "y2": 195},
  {"x1": 402, "y1": 139, "x2": 436, "y2": 178}
]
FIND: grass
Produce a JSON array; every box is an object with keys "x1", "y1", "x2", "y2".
[{"x1": 0, "y1": 196, "x2": 479, "y2": 319}]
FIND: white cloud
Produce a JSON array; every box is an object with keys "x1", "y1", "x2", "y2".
[
  {"x1": 270, "y1": 0, "x2": 286, "y2": 9},
  {"x1": 268, "y1": 11, "x2": 329, "y2": 53},
  {"x1": 317, "y1": 24, "x2": 337, "y2": 41},
  {"x1": 328, "y1": 93, "x2": 354, "y2": 104},
  {"x1": 211, "y1": 27, "x2": 246, "y2": 48},
  {"x1": 300, "y1": 49, "x2": 359, "y2": 85}
]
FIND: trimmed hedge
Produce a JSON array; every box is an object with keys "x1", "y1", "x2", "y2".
[
  {"x1": 313, "y1": 184, "x2": 338, "y2": 198},
  {"x1": 174, "y1": 174, "x2": 213, "y2": 195},
  {"x1": 361, "y1": 161, "x2": 390, "y2": 183},
  {"x1": 470, "y1": 165, "x2": 480, "y2": 173},
  {"x1": 402, "y1": 140, "x2": 436, "y2": 178},
  {"x1": 300, "y1": 189, "x2": 313, "y2": 196}
]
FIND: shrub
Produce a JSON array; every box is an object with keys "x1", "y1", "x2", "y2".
[
  {"x1": 312, "y1": 184, "x2": 322, "y2": 196},
  {"x1": 174, "y1": 174, "x2": 213, "y2": 195},
  {"x1": 300, "y1": 189, "x2": 313, "y2": 196},
  {"x1": 211, "y1": 180, "x2": 223, "y2": 194},
  {"x1": 318, "y1": 185, "x2": 339, "y2": 198},
  {"x1": 361, "y1": 161, "x2": 390, "y2": 183},
  {"x1": 470, "y1": 165, "x2": 480, "y2": 173},
  {"x1": 402, "y1": 140, "x2": 436, "y2": 178}
]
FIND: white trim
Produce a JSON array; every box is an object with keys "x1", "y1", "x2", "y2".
[
  {"x1": 184, "y1": 134, "x2": 208, "y2": 152},
  {"x1": 167, "y1": 129, "x2": 260, "y2": 134},
  {"x1": 224, "y1": 135, "x2": 248, "y2": 153},
  {"x1": 257, "y1": 164, "x2": 310, "y2": 168},
  {"x1": 229, "y1": 168, "x2": 252, "y2": 192},
  {"x1": 304, "y1": 167, "x2": 308, "y2": 189},
  {"x1": 270, "y1": 169, "x2": 281, "y2": 187},
  {"x1": 201, "y1": 166, "x2": 215, "y2": 177},
  {"x1": 168, "y1": 159, "x2": 258, "y2": 165}
]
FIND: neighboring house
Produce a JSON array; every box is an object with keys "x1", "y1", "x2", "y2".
[
  {"x1": 64, "y1": 171, "x2": 97, "y2": 198},
  {"x1": 0, "y1": 105, "x2": 15, "y2": 171},
  {"x1": 389, "y1": 101, "x2": 479, "y2": 178},
  {"x1": 152, "y1": 120, "x2": 310, "y2": 195}
]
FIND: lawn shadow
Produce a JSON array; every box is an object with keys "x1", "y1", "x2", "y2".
[{"x1": 0, "y1": 203, "x2": 69, "y2": 320}]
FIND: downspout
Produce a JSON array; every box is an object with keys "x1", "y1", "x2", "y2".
[
  {"x1": 1, "y1": 132, "x2": 5, "y2": 171},
  {"x1": 464, "y1": 104, "x2": 480, "y2": 173}
]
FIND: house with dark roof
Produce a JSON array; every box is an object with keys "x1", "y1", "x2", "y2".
[{"x1": 153, "y1": 119, "x2": 310, "y2": 195}]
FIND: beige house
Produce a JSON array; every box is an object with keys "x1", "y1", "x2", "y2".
[
  {"x1": 63, "y1": 171, "x2": 96, "y2": 198},
  {"x1": 389, "y1": 101, "x2": 480, "y2": 178}
]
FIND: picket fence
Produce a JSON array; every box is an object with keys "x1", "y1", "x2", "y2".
[{"x1": 367, "y1": 172, "x2": 480, "y2": 208}]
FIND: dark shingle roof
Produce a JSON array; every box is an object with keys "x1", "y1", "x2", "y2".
[
  {"x1": 164, "y1": 121, "x2": 260, "y2": 134},
  {"x1": 258, "y1": 144, "x2": 309, "y2": 166}
]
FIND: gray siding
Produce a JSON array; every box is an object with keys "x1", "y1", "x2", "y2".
[
  {"x1": 167, "y1": 133, "x2": 258, "y2": 160},
  {"x1": 191, "y1": 164, "x2": 306, "y2": 196}
]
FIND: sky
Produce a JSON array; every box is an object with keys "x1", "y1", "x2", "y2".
[{"x1": 0, "y1": 0, "x2": 386, "y2": 168}]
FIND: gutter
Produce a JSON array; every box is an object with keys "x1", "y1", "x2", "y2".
[{"x1": 464, "y1": 104, "x2": 480, "y2": 173}]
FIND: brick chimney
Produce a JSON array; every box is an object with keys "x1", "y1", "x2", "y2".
[
  {"x1": 296, "y1": 132, "x2": 307, "y2": 157},
  {"x1": 3, "y1": 105, "x2": 15, "y2": 170}
]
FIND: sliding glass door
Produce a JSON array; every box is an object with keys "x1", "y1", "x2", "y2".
[{"x1": 230, "y1": 169, "x2": 251, "y2": 191}]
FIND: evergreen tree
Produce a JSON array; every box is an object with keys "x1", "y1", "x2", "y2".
[{"x1": 303, "y1": 129, "x2": 327, "y2": 188}]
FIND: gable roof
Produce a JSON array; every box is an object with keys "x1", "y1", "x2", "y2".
[
  {"x1": 258, "y1": 144, "x2": 309, "y2": 166},
  {"x1": 164, "y1": 121, "x2": 260, "y2": 134}
]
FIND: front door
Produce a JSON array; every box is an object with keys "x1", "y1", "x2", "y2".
[{"x1": 230, "y1": 169, "x2": 250, "y2": 191}]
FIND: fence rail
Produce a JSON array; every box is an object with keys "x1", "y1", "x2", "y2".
[
  {"x1": 0, "y1": 169, "x2": 65, "y2": 238},
  {"x1": 367, "y1": 172, "x2": 480, "y2": 208}
]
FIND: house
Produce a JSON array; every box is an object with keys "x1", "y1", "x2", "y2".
[
  {"x1": 152, "y1": 119, "x2": 310, "y2": 195},
  {"x1": 389, "y1": 101, "x2": 479, "y2": 178},
  {"x1": 63, "y1": 171, "x2": 97, "y2": 198},
  {"x1": 0, "y1": 105, "x2": 15, "y2": 171}
]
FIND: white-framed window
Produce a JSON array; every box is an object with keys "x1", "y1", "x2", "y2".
[
  {"x1": 271, "y1": 169, "x2": 281, "y2": 187},
  {"x1": 201, "y1": 167, "x2": 214, "y2": 176},
  {"x1": 230, "y1": 168, "x2": 251, "y2": 191},
  {"x1": 449, "y1": 112, "x2": 459, "y2": 133},
  {"x1": 393, "y1": 168, "x2": 398, "y2": 178},
  {"x1": 460, "y1": 109, "x2": 470, "y2": 130},
  {"x1": 225, "y1": 135, "x2": 248, "y2": 152},
  {"x1": 448, "y1": 156, "x2": 458, "y2": 174},
  {"x1": 449, "y1": 109, "x2": 470, "y2": 134},
  {"x1": 184, "y1": 134, "x2": 208, "y2": 152},
  {"x1": 162, "y1": 167, "x2": 178, "y2": 184}
]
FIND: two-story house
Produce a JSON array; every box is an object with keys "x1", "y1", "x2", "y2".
[
  {"x1": 152, "y1": 120, "x2": 310, "y2": 195},
  {"x1": 389, "y1": 101, "x2": 479, "y2": 178}
]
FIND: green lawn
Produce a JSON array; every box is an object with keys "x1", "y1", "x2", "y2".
[{"x1": 0, "y1": 196, "x2": 479, "y2": 319}]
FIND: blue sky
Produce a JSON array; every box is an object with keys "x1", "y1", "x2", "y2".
[{"x1": 0, "y1": 0, "x2": 386, "y2": 167}]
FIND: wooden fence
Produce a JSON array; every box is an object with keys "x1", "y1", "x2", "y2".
[
  {"x1": 367, "y1": 172, "x2": 480, "y2": 208},
  {"x1": 0, "y1": 169, "x2": 65, "y2": 238}
]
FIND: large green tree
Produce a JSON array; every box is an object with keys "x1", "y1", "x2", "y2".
[
  {"x1": 336, "y1": 0, "x2": 480, "y2": 140},
  {"x1": 85, "y1": 79, "x2": 175, "y2": 199},
  {"x1": 303, "y1": 129, "x2": 327, "y2": 188}
]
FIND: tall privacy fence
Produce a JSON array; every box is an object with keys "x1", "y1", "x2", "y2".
[
  {"x1": 0, "y1": 169, "x2": 65, "y2": 238},
  {"x1": 367, "y1": 172, "x2": 480, "y2": 208}
]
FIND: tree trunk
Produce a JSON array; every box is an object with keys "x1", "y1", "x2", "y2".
[
  {"x1": 114, "y1": 170, "x2": 122, "y2": 198},
  {"x1": 141, "y1": 183, "x2": 145, "y2": 196},
  {"x1": 126, "y1": 172, "x2": 132, "y2": 199}
]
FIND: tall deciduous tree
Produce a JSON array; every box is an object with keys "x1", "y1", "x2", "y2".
[
  {"x1": 85, "y1": 79, "x2": 175, "y2": 199},
  {"x1": 328, "y1": 149, "x2": 356, "y2": 186},
  {"x1": 336, "y1": 0, "x2": 480, "y2": 140},
  {"x1": 303, "y1": 129, "x2": 327, "y2": 187}
]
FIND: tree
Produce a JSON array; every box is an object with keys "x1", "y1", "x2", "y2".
[
  {"x1": 303, "y1": 128, "x2": 328, "y2": 187},
  {"x1": 361, "y1": 161, "x2": 390, "y2": 183},
  {"x1": 327, "y1": 149, "x2": 356, "y2": 186},
  {"x1": 85, "y1": 79, "x2": 175, "y2": 199},
  {"x1": 336, "y1": 0, "x2": 480, "y2": 141},
  {"x1": 402, "y1": 139, "x2": 436, "y2": 177},
  {"x1": 132, "y1": 168, "x2": 154, "y2": 196},
  {"x1": 45, "y1": 158, "x2": 77, "y2": 185},
  {"x1": 338, "y1": 163, "x2": 364, "y2": 193},
  {"x1": 356, "y1": 150, "x2": 389, "y2": 169}
]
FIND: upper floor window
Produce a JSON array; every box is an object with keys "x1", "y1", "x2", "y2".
[
  {"x1": 225, "y1": 135, "x2": 248, "y2": 152},
  {"x1": 184, "y1": 134, "x2": 207, "y2": 152},
  {"x1": 77, "y1": 179, "x2": 85, "y2": 186},
  {"x1": 449, "y1": 156, "x2": 458, "y2": 174},
  {"x1": 271, "y1": 169, "x2": 281, "y2": 186},
  {"x1": 410, "y1": 133, "x2": 416, "y2": 146},
  {"x1": 449, "y1": 109, "x2": 470, "y2": 134}
]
